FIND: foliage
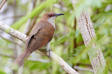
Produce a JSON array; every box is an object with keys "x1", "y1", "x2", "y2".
[{"x1": 0, "y1": 0, "x2": 111, "y2": 74}]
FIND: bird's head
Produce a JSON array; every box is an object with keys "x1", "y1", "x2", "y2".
[
  {"x1": 43, "y1": 12, "x2": 64, "y2": 19},
  {"x1": 42, "y1": 12, "x2": 64, "y2": 22},
  {"x1": 42, "y1": 12, "x2": 64, "y2": 28}
]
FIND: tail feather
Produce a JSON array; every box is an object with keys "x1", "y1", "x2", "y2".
[{"x1": 14, "y1": 49, "x2": 31, "y2": 66}]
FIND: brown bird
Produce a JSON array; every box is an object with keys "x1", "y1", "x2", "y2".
[{"x1": 15, "y1": 12, "x2": 64, "y2": 66}]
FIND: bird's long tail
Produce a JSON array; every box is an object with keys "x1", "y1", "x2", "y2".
[{"x1": 14, "y1": 49, "x2": 32, "y2": 66}]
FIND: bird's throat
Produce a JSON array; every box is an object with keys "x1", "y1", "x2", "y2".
[{"x1": 48, "y1": 17, "x2": 55, "y2": 28}]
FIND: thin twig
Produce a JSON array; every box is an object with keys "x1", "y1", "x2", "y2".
[
  {"x1": 50, "y1": 51, "x2": 79, "y2": 74},
  {"x1": 0, "y1": 21, "x2": 79, "y2": 74},
  {"x1": 76, "y1": 63, "x2": 91, "y2": 67},
  {"x1": 0, "y1": 0, "x2": 7, "y2": 10},
  {"x1": 0, "y1": 52, "x2": 14, "y2": 58},
  {"x1": 74, "y1": 66, "x2": 93, "y2": 72},
  {"x1": 0, "y1": 15, "x2": 24, "y2": 21},
  {"x1": 73, "y1": 18, "x2": 77, "y2": 48},
  {"x1": 0, "y1": 34, "x2": 22, "y2": 47},
  {"x1": 0, "y1": 22, "x2": 27, "y2": 42},
  {"x1": 28, "y1": 58, "x2": 49, "y2": 63}
]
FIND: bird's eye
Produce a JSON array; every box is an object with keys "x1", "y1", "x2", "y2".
[{"x1": 48, "y1": 14, "x2": 54, "y2": 17}]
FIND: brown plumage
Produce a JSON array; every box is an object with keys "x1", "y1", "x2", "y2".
[{"x1": 14, "y1": 12, "x2": 64, "y2": 66}]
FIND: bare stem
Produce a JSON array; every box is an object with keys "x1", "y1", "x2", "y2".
[
  {"x1": 74, "y1": 66, "x2": 93, "y2": 72},
  {"x1": 0, "y1": 22, "x2": 27, "y2": 42},
  {"x1": 0, "y1": 0, "x2": 7, "y2": 10}
]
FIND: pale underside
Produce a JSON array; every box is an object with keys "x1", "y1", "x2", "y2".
[{"x1": 48, "y1": 17, "x2": 56, "y2": 28}]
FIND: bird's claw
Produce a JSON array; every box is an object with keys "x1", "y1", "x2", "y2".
[
  {"x1": 47, "y1": 49, "x2": 51, "y2": 57},
  {"x1": 46, "y1": 43, "x2": 51, "y2": 57}
]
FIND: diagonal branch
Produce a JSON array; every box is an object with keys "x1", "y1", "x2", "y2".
[
  {"x1": 0, "y1": 22, "x2": 79, "y2": 74},
  {"x1": 0, "y1": 0, "x2": 7, "y2": 10},
  {"x1": 0, "y1": 22, "x2": 27, "y2": 42}
]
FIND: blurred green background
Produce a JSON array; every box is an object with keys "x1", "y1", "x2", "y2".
[{"x1": 0, "y1": 0, "x2": 111, "y2": 74}]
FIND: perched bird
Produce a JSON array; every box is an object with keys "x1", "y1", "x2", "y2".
[{"x1": 15, "y1": 12, "x2": 64, "y2": 66}]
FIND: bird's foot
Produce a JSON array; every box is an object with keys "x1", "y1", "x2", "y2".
[
  {"x1": 46, "y1": 43, "x2": 51, "y2": 57},
  {"x1": 47, "y1": 49, "x2": 51, "y2": 57}
]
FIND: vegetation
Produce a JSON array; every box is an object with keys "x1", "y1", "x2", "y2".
[{"x1": 0, "y1": 0, "x2": 111, "y2": 74}]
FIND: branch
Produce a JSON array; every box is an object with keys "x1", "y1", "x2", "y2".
[
  {"x1": 0, "y1": 22, "x2": 79, "y2": 74},
  {"x1": 28, "y1": 58, "x2": 49, "y2": 63},
  {"x1": 77, "y1": 10, "x2": 106, "y2": 74},
  {"x1": 74, "y1": 66, "x2": 93, "y2": 72},
  {"x1": 0, "y1": 22, "x2": 27, "y2": 42},
  {"x1": 0, "y1": 34, "x2": 22, "y2": 47},
  {"x1": 50, "y1": 52, "x2": 79, "y2": 74},
  {"x1": 0, "y1": 0, "x2": 7, "y2": 10},
  {"x1": 0, "y1": 52, "x2": 14, "y2": 58}
]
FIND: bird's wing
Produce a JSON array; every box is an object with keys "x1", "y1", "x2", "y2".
[
  {"x1": 26, "y1": 26, "x2": 41, "y2": 48},
  {"x1": 26, "y1": 21, "x2": 54, "y2": 51}
]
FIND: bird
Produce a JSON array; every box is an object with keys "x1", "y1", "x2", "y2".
[{"x1": 14, "y1": 12, "x2": 64, "y2": 66}]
